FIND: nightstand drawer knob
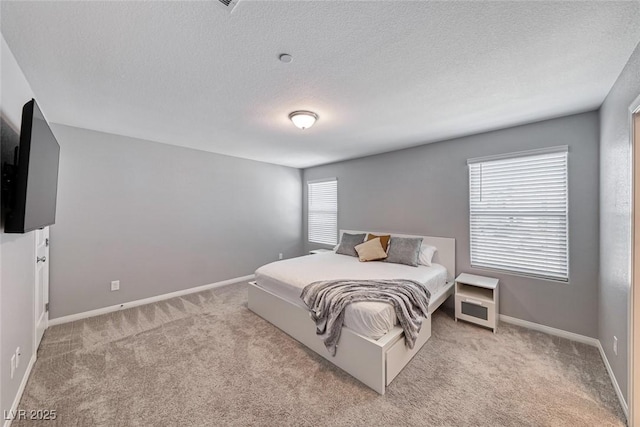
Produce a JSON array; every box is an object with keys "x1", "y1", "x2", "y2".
[{"x1": 464, "y1": 298, "x2": 484, "y2": 306}]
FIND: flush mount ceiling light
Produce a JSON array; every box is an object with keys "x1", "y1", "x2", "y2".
[{"x1": 289, "y1": 111, "x2": 318, "y2": 130}]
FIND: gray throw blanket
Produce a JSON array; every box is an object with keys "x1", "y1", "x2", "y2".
[{"x1": 300, "y1": 279, "x2": 431, "y2": 356}]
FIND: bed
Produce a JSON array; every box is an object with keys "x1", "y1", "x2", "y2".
[{"x1": 248, "y1": 230, "x2": 456, "y2": 394}]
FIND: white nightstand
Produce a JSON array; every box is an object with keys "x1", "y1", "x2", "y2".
[
  {"x1": 454, "y1": 273, "x2": 499, "y2": 333},
  {"x1": 309, "y1": 249, "x2": 333, "y2": 255}
]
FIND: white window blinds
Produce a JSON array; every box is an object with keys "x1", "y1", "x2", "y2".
[
  {"x1": 468, "y1": 147, "x2": 569, "y2": 281},
  {"x1": 308, "y1": 178, "x2": 338, "y2": 245}
]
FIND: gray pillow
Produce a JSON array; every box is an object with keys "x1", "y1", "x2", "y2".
[
  {"x1": 385, "y1": 237, "x2": 423, "y2": 267},
  {"x1": 335, "y1": 233, "x2": 366, "y2": 257}
]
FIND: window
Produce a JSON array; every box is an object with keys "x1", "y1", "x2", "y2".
[
  {"x1": 468, "y1": 147, "x2": 569, "y2": 281},
  {"x1": 308, "y1": 178, "x2": 338, "y2": 245}
]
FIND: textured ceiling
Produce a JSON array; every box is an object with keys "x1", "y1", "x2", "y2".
[{"x1": 2, "y1": 1, "x2": 640, "y2": 168}]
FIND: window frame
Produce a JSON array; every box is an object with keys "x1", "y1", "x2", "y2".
[
  {"x1": 307, "y1": 177, "x2": 338, "y2": 246},
  {"x1": 467, "y1": 146, "x2": 570, "y2": 282}
]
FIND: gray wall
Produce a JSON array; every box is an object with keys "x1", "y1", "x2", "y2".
[
  {"x1": 0, "y1": 35, "x2": 37, "y2": 418},
  {"x1": 599, "y1": 41, "x2": 640, "y2": 402},
  {"x1": 48, "y1": 125, "x2": 303, "y2": 319},
  {"x1": 304, "y1": 112, "x2": 600, "y2": 338}
]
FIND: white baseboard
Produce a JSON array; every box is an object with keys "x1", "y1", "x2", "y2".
[
  {"x1": 499, "y1": 314, "x2": 628, "y2": 420},
  {"x1": 3, "y1": 353, "x2": 37, "y2": 427},
  {"x1": 597, "y1": 341, "x2": 629, "y2": 419},
  {"x1": 499, "y1": 314, "x2": 599, "y2": 346},
  {"x1": 48, "y1": 274, "x2": 254, "y2": 326}
]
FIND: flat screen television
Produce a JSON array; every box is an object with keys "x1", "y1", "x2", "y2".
[{"x1": 4, "y1": 99, "x2": 60, "y2": 233}]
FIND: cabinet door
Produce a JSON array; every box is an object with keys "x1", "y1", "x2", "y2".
[{"x1": 455, "y1": 295, "x2": 495, "y2": 329}]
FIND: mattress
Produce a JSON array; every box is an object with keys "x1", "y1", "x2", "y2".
[{"x1": 254, "y1": 252, "x2": 449, "y2": 340}]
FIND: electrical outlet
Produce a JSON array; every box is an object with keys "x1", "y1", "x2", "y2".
[
  {"x1": 111, "y1": 280, "x2": 120, "y2": 291},
  {"x1": 614, "y1": 336, "x2": 618, "y2": 355},
  {"x1": 10, "y1": 354, "x2": 15, "y2": 379},
  {"x1": 278, "y1": 253, "x2": 283, "y2": 260},
  {"x1": 15, "y1": 347, "x2": 20, "y2": 368}
]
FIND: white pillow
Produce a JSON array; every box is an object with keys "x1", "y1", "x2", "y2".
[
  {"x1": 333, "y1": 244, "x2": 339, "y2": 252},
  {"x1": 419, "y1": 244, "x2": 437, "y2": 267}
]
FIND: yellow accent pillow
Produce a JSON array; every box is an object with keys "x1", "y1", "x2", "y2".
[
  {"x1": 366, "y1": 233, "x2": 391, "y2": 252},
  {"x1": 354, "y1": 238, "x2": 388, "y2": 262}
]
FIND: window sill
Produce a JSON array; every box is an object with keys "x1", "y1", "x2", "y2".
[{"x1": 469, "y1": 265, "x2": 569, "y2": 284}]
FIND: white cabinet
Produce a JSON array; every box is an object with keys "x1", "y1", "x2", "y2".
[{"x1": 454, "y1": 273, "x2": 499, "y2": 333}]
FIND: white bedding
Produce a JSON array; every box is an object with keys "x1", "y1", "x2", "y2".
[{"x1": 254, "y1": 252, "x2": 449, "y2": 340}]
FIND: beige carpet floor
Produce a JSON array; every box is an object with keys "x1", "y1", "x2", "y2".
[{"x1": 14, "y1": 282, "x2": 625, "y2": 426}]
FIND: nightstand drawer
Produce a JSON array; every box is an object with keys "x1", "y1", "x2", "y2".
[
  {"x1": 461, "y1": 300, "x2": 488, "y2": 320},
  {"x1": 455, "y1": 295, "x2": 496, "y2": 329}
]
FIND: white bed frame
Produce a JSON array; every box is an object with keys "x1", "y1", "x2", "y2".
[{"x1": 248, "y1": 230, "x2": 456, "y2": 394}]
